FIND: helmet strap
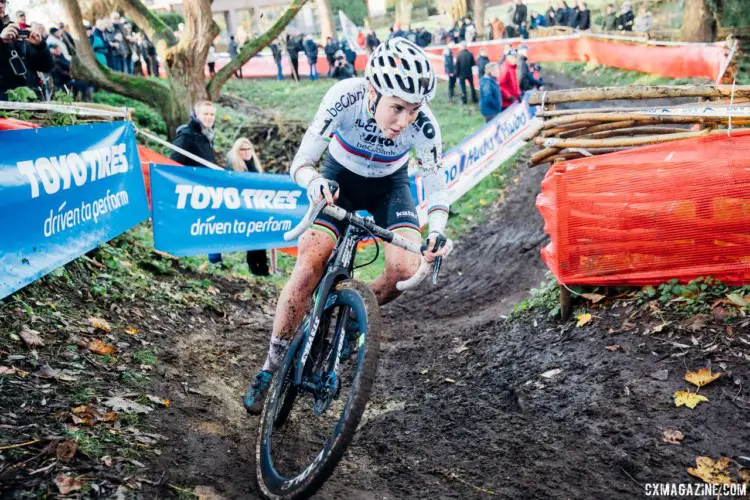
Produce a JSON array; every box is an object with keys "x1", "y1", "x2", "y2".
[{"x1": 369, "y1": 90, "x2": 383, "y2": 116}]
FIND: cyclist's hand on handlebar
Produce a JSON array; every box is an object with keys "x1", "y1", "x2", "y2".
[
  {"x1": 423, "y1": 232, "x2": 453, "y2": 263},
  {"x1": 307, "y1": 177, "x2": 339, "y2": 206}
]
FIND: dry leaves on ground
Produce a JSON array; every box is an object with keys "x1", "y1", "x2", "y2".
[
  {"x1": 88, "y1": 339, "x2": 116, "y2": 356},
  {"x1": 55, "y1": 440, "x2": 78, "y2": 462},
  {"x1": 576, "y1": 313, "x2": 592, "y2": 327},
  {"x1": 54, "y1": 474, "x2": 84, "y2": 494},
  {"x1": 87, "y1": 317, "x2": 111, "y2": 332},
  {"x1": 582, "y1": 293, "x2": 606, "y2": 304},
  {"x1": 685, "y1": 368, "x2": 722, "y2": 388},
  {"x1": 662, "y1": 429, "x2": 685, "y2": 444},
  {"x1": 145, "y1": 394, "x2": 171, "y2": 407},
  {"x1": 674, "y1": 390, "x2": 709, "y2": 409},
  {"x1": 71, "y1": 405, "x2": 118, "y2": 426},
  {"x1": 102, "y1": 397, "x2": 154, "y2": 414},
  {"x1": 19, "y1": 325, "x2": 44, "y2": 348},
  {"x1": 687, "y1": 456, "x2": 733, "y2": 485}
]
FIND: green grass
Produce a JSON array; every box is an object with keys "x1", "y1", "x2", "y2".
[
  {"x1": 543, "y1": 61, "x2": 708, "y2": 87},
  {"x1": 133, "y1": 349, "x2": 158, "y2": 366}
]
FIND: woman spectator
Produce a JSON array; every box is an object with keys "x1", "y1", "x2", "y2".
[
  {"x1": 303, "y1": 34, "x2": 318, "y2": 81},
  {"x1": 226, "y1": 138, "x2": 274, "y2": 276},
  {"x1": 479, "y1": 63, "x2": 501, "y2": 122},
  {"x1": 498, "y1": 49, "x2": 520, "y2": 110}
]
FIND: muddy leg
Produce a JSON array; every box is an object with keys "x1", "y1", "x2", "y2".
[{"x1": 370, "y1": 231, "x2": 422, "y2": 306}]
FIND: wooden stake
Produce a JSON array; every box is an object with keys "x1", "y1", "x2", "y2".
[
  {"x1": 528, "y1": 84, "x2": 750, "y2": 106},
  {"x1": 535, "y1": 129, "x2": 710, "y2": 149}
]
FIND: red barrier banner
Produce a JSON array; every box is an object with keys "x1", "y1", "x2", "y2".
[
  {"x1": 425, "y1": 34, "x2": 728, "y2": 81},
  {"x1": 536, "y1": 130, "x2": 750, "y2": 286}
]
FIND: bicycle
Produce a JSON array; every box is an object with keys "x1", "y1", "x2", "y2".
[{"x1": 255, "y1": 181, "x2": 445, "y2": 499}]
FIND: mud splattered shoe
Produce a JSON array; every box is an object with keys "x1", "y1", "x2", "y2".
[{"x1": 243, "y1": 370, "x2": 273, "y2": 415}]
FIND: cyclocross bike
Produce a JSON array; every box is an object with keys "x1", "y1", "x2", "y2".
[{"x1": 255, "y1": 181, "x2": 445, "y2": 500}]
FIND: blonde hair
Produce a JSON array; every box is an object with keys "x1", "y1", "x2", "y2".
[
  {"x1": 485, "y1": 63, "x2": 498, "y2": 76},
  {"x1": 227, "y1": 137, "x2": 263, "y2": 173}
]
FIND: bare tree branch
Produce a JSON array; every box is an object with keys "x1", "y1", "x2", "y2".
[{"x1": 207, "y1": 0, "x2": 310, "y2": 100}]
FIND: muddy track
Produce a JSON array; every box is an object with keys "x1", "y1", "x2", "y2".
[{"x1": 142, "y1": 75, "x2": 749, "y2": 499}]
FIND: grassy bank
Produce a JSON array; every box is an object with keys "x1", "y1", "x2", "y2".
[{"x1": 543, "y1": 61, "x2": 708, "y2": 87}]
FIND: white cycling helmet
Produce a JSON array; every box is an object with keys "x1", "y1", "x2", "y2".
[{"x1": 365, "y1": 38, "x2": 436, "y2": 104}]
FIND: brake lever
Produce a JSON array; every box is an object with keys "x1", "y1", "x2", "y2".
[{"x1": 421, "y1": 234, "x2": 447, "y2": 286}]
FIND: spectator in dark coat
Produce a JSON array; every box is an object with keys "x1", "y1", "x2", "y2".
[
  {"x1": 498, "y1": 50, "x2": 520, "y2": 110},
  {"x1": 270, "y1": 40, "x2": 284, "y2": 80},
  {"x1": 555, "y1": 1, "x2": 569, "y2": 26},
  {"x1": 331, "y1": 50, "x2": 354, "y2": 80},
  {"x1": 0, "y1": 18, "x2": 54, "y2": 100},
  {"x1": 601, "y1": 3, "x2": 618, "y2": 31},
  {"x1": 531, "y1": 11, "x2": 548, "y2": 29},
  {"x1": 170, "y1": 101, "x2": 221, "y2": 264},
  {"x1": 286, "y1": 34, "x2": 301, "y2": 81},
  {"x1": 303, "y1": 34, "x2": 319, "y2": 80},
  {"x1": 443, "y1": 47, "x2": 456, "y2": 100},
  {"x1": 341, "y1": 40, "x2": 357, "y2": 76},
  {"x1": 512, "y1": 0, "x2": 528, "y2": 29},
  {"x1": 517, "y1": 45, "x2": 543, "y2": 93},
  {"x1": 323, "y1": 36, "x2": 339, "y2": 77},
  {"x1": 479, "y1": 63, "x2": 501, "y2": 122},
  {"x1": 546, "y1": 3, "x2": 556, "y2": 26},
  {"x1": 454, "y1": 42, "x2": 477, "y2": 105},
  {"x1": 49, "y1": 44, "x2": 72, "y2": 92},
  {"x1": 416, "y1": 27, "x2": 432, "y2": 48},
  {"x1": 476, "y1": 47, "x2": 490, "y2": 79},
  {"x1": 567, "y1": 4, "x2": 580, "y2": 28},
  {"x1": 617, "y1": 2, "x2": 635, "y2": 31},
  {"x1": 365, "y1": 30, "x2": 379, "y2": 53},
  {"x1": 228, "y1": 35, "x2": 242, "y2": 78},
  {"x1": 576, "y1": 1, "x2": 591, "y2": 30}
]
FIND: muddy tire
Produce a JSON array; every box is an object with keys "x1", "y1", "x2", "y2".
[{"x1": 255, "y1": 279, "x2": 381, "y2": 500}]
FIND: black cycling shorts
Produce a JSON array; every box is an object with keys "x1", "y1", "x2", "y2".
[{"x1": 312, "y1": 155, "x2": 421, "y2": 241}]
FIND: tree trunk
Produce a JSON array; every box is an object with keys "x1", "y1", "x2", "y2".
[
  {"x1": 681, "y1": 0, "x2": 715, "y2": 42},
  {"x1": 474, "y1": 0, "x2": 485, "y2": 38},
  {"x1": 207, "y1": 0, "x2": 310, "y2": 100},
  {"x1": 315, "y1": 0, "x2": 336, "y2": 40}
]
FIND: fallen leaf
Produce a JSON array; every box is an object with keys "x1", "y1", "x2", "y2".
[
  {"x1": 88, "y1": 317, "x2": 111, "y2": 332},
  {"x1": 19, "y1": 325, "x2": 44, "y2": 348},
  {"x1": 124, "y1": 326, "x2": 139, "y2": 336},
  {"x1": 102, "y1": 397, "x2": 154, "y2": 414},
  {"x1": 146, "y1": 395, "x2": 170, "y2": 407},
  {"x1": 71, "y1": 405, "x2": 118, "y2": 426},
  {"x1": 0, "y1": 366, "x2": 17, "y2": 375},
  {"x1": 685, "y1": 368, "x2": 722, "y2": 388},
  {"x1": 684, "y1": 315, "x2": 707, "y2": 332},
  {"x1": 540, "y1": 368, "x2": 562, "y2": 379},
  {"x1": 651, "y1": 323, "x2": 670, "y2": 334},
  {"x1": 739, "y1": 469, "x2": 750, "y2": 484},
  {"x1": 56, "y1": 440, "x2": 78, "y2": 462},
  {"x1": 36, "y1": 364, "x2": 60, "y2": 379},
  {"x1": 443, "y1": 378, "x2": 457, "y2": 384},
  {"x1": 621, "y1": 319, "x2": 636, "y2": 331},
  {"x1": 419, "y1": 369, "x2": 429, "y2": 375},
  {"x1": 582, "y1": 293, "x2": 606, "y2": 304},
  {"x1": 687, "y1": 456, "x2": 734, "y2": 485},
  {"x1": 674, "y1": 390, "x2": 709, "y2": 409},
  {"x1": 726, "y1": 293, "x2": 749, "y2": 309},
  {"x1": 101, "y1": 456, "x2": 113, "y2": 467},
  {"x1": 88, "y1": 339, "x2": 116, "y2": 356},
  {"x1": 662, "y1": 429, "x2": 684, "y2": 444},
  {"x1": 576, "y1": 313, "x2": 592, "y2": 327},
  {"x1": 605, "y1": 345, "x2": 620, "y2": 351},
  {"x1": 650, "y1": 369, "x2": 669, "y2": 381},
  {"x1": 54, "y1": 474, "x2": 84, "y2": 494}
]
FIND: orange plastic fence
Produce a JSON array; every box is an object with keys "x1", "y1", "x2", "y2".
[
  {"x1": 425, "y1": 35, "x2": 727, "y2": 81},
  {"x1": 536, "y1": 130, "x2": 750, "y2": 286},
  {"x1": 137, "y1": 145, "x2": 181, "y2": 209}
]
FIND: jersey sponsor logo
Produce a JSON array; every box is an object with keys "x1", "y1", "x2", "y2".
[
  {"x1": 412, "y1": 111, "x2": 436, "y2": 139},
  {"x1": 396, "y1": 210, "x2": 417, "y2": 219},
  {"x1": 326, "y1": 88, "x2": 366, "y2": 118},
  {"x1": 361, "y1": 133, "x2": 395, "y2": 147}
]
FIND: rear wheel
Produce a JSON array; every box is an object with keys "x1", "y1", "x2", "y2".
[{"x1": 255, "y1": 280, "x2": 381, "y2": 500}]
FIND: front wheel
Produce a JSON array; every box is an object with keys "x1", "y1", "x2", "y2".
[{"x1": 255, "y1": 280, "x2": 381, "y2": 500}]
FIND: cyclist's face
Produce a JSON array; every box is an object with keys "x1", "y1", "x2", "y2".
[{"x1": 371, "y1": 88, "x2": 422, "y2": 139}]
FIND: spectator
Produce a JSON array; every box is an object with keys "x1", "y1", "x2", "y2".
[
  {"x1": 512, "y1": 0, "x2": 528, "y2": 31},
  {"x1": 0, "y1": 15, "x2": 54, "y2": 101},
  {"x1": 554, "y1": 1, "x2": 569, "y2": 26},
  {"x1": 455, "y1": 42, "x2": 477, "y2": 105},
  {"x1": 365, "y1": 30, "x2": 379, "y2": 53},
  {"x1": 492, "y1": 17, "x2": 506, "y2": 39},
  {"x1": 122, "y1": 22, "x2": 136, "y2": 74},
  {"x1": 15, "y1": 10, "x2": 28, "y2": 30},
  {"x1": 464, "y1": 19, "x2": 476, "y2": 42},
  {"x1": 545, "y1": 2, "x2": 556, "y2": 26},
  {"x1": 49, "y1": 43, "x2": 71, "y2": 92},
  {"x1": 435, "y1": 25, "x2": 446, "y2": 44},
  {"x1": 634, "y1": 5, "x2": 653, "y2": 33},
  {"x1": 323, "y1": 36, "x2": 338, "y2": 77},
  {"x1": 479, "y1": 63, "x2": 501, "y2": 122},
  {"x1": 601, "y1": 3, "x2": 618, "y2": 31},
  {"x1": 498, "y1": 49, "x2": 520, "y2": 110},
  {"x1": 47, "y1": 27, "x2": 70, "y2": 60},
  {"x1": 59, "y1": 22, "x2": 75, "y2": 55},
  {"x1": 530, "y1": 11, "x2": 547, "y2": 29},
  {"x1": 392, "y1": 23, "x2": 405, "y2": 39},
  {"x1": 141, "y1": 33, "x2": 158, "y2": 76},
  {"x1": 517, "y1": 44, "x2": 543, "y2": 94},
  {"x1": 331, "y1": 49, "x2": 354, "y2": 80},
  {"x1": 485, "y1": 23, "x2": 493, "y2": 41},
  {"x1": 355, "y1": 30, "x2": 365, "y2": 50},
  {"x1": 417, "y1": 27, "x2": 432, "y2": 48},
  {"x1": 387, "y1": 26, "x2": 395, "y2": 40},
  {"x1": 443, "y1": 47, "x2": 456, "y2": 101},
  {"x1": 270, "y1": 39, "x2": 284, "y2": 80},
  {"x1": 207, "y1": 43, "x2": 216, "y2": 77},
  {"x1": 617, "y1": 2, "x2": 635, "y2": 31},
  {"x1": 576, "y1": 1, "x2": 591, "y2": 30},
  {"x1": 109, "y1": 12, "x2": 129, "y2": 72},
  {"x1": 567, "y1": 2, "x2": 580, "y2": 28},
  {"x1": 102, "y1": 19, "x2": 119, "y2": 71},
  {"x1": 498, "y1": 42, "x2": 513, "y2": 65},
  {"x1": 90, "y1": 21, "x2": 108, "y2": 66},
  {"x1": 477, "y1": 47, "x2": 490, "y2": 78},
  {"x1": 170, "y1": 100, "x2": 218, "y2": 167},
  {"x1": 341, "y1": 40, "x2": 357, "y2": 76},
  {"x1": 406, "y1": 24, "x2": 417, "y2": 44},
  {"x1": 519, "y1": 21, "x2": 529, "y2": 38},
  {"x1": 229, "y1": 35, "x2": 243, "y2": 78},
  {"x1": 303, "y1": 34, "x2": 318, "y2": 80},
  {"x1": 225, "y1": 138, "x2": 272, "y2": 276},
  {"x1": 286, "y1": 33, "x2": 301, "y2": 82}
]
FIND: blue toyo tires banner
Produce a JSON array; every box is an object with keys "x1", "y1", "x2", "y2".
[
  {"x1": 150, "y1": 164, "x2": 308, "y2": 255},
  {"x1": 0, "y1": 121, "x2": 150, "y2": 299}
]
